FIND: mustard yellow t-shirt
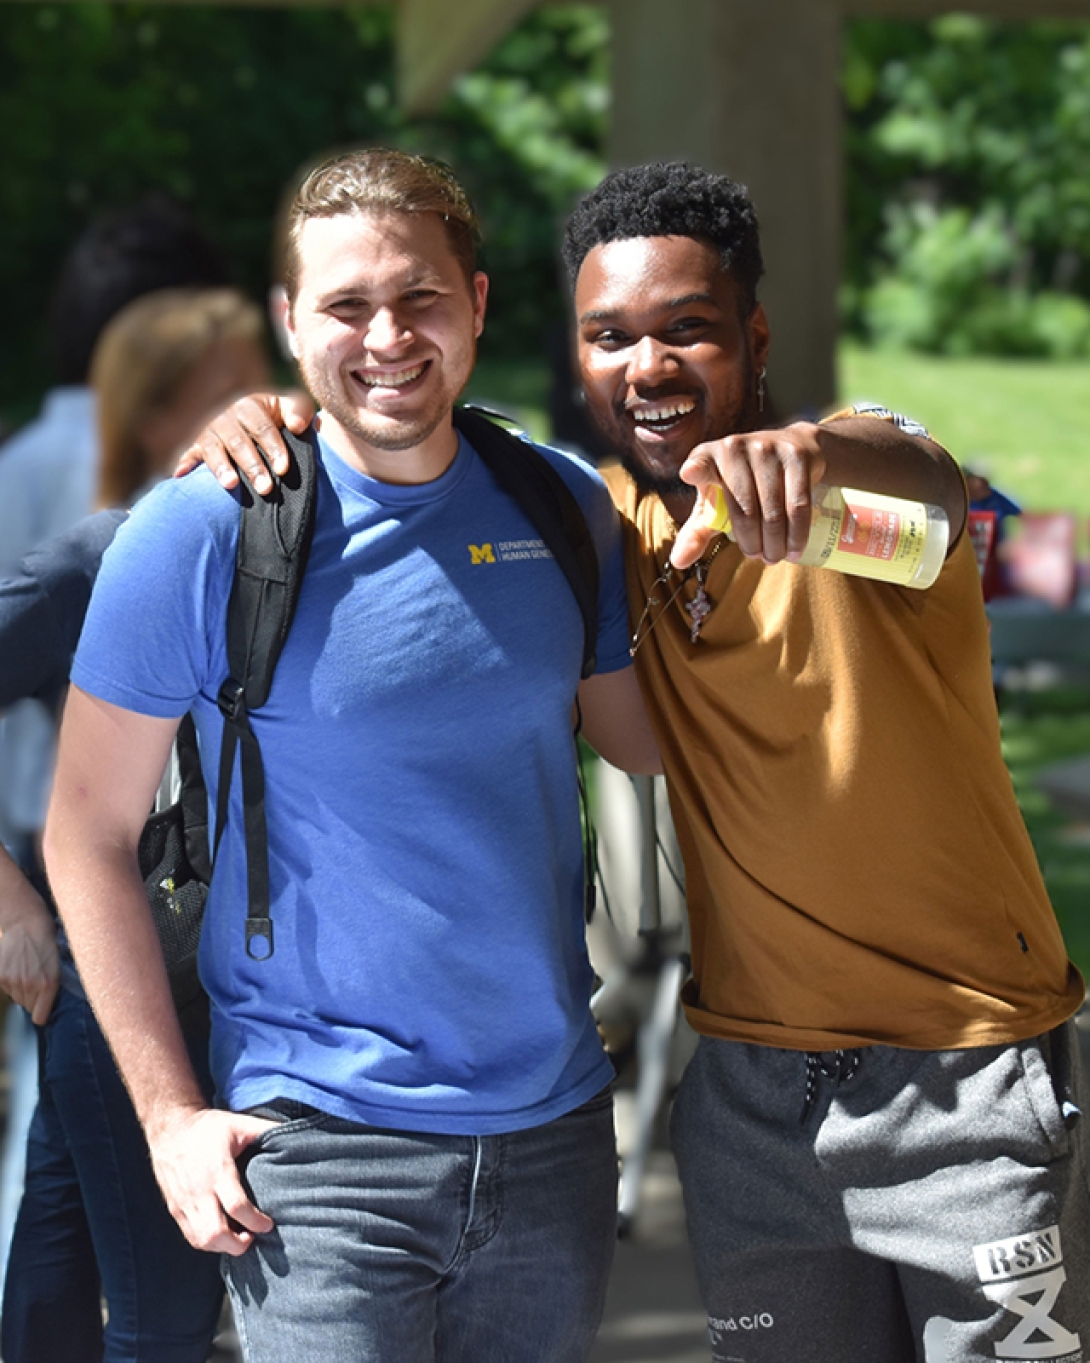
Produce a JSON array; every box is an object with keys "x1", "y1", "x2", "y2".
[{"x1": 609, "y1": 469, "x2": 1084, "y2": 1051}]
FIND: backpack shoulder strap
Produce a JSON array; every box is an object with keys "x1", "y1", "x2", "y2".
[
  {"x1": 453, "y1": 406, "x2": 599, "y2": 679},
  {"x1": 176, "y1": 712, "x2": 211, "y2": 885},
  {"x1": 223, "y1": 427, "x2": 318, "y2": 709},
  {"x1": 214, "y1": 426, "x2": 318, "y2": 960}
]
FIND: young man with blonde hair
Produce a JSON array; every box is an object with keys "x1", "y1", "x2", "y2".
[{"x1": 44, "y1": 149, "x2": 658, "y2": 1363}]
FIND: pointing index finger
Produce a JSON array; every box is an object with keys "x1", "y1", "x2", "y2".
[{"x1": 670, "y1": 483, "x2": 725, "y2": 569}]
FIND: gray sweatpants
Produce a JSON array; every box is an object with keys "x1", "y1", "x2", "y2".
[{"x1": 670, "y1": 1022, "x2": 1090, "y2": 1363}]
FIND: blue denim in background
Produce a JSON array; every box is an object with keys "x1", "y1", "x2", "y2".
[
  {"x1": 226, "y1": 1084, "x2": 618, "y2": 1363},
  {"x1": 1, "y1": 985, "x2": 224, "y2": 1363}
]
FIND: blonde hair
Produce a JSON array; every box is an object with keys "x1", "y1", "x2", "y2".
[
  {"x1": 92, "y1": 287, "x2": 264, "y2": 506},
  {"x1": 280, "y1": 147, "x2": 481, "y2": 299}
]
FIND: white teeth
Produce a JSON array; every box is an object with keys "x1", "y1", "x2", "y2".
[
  {"x1": 359, "y1": 363, "x2": 425, "y2": 388},
  {"x1": 631, "y1": 400, "x2": 695, "y2": 423}
]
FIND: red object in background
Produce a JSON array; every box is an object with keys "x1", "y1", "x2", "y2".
[
  {"x1": 966, "y1": 509, "x2": 999, "y2": 600},
  {"x1": 1002, "y1": 512, "x2": 1079, "y2": 609}
]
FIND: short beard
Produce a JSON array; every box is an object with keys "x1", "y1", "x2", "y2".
[
  {"x1": 340, "y1": 405, "x2": 449, "y2": 452},
  {"x1": 608, "y1": 343, "x2": 761, "y2": 498},
  {"x1": 298, "y1": 357, "x2": 450, "y2": 453},
  {"x1": 618, "y1": 453, "x2": 692, "y2": 501}
]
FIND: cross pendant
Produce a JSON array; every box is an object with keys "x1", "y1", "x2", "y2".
[{"x1": 685, "y1": 572, "x2": 712, "y2": 642}]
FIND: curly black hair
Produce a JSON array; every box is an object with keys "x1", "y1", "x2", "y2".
[{"x1": 562, "y1": 162, "x2": 764, "y2": 311}]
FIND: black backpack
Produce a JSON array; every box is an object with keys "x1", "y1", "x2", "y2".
[{"x1": 141, "y1": 410, "x2": 600, "y2": 1020}]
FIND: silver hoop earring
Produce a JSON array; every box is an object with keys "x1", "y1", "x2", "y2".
[{"x1": 757, "y1": 366, "x2": 767, "y2": 415}]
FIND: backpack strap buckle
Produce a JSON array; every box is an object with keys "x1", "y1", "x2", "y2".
[
  {"x1": 245, "y1": 917, "x2": 274, "y2": 961},
  {"x1": 217, "y1": 678, "x2": 246, "y2": 723}
]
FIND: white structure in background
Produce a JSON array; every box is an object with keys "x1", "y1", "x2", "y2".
[{"x1": 590, "y1": 764, "x2": 695, "y2": 1236}]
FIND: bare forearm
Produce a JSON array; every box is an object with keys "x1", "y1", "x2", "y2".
[
  {"x1": 577, "y1": 667, "x2": 663, "y2": 775},
  {"x1": 44, "y1": 832, "x2": 204, "y2": 1137},
  {"x1": 815, "y1": 417, "x2": 967, "y2": 540},
  {"x1": 47, "y1": 814, "x2": 275, "y2": 1255},
  {"x1": 45, "y1": 689, "x2": 273, "y2": 1254}
]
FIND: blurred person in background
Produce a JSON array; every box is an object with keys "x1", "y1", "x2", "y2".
[
  {"x1": 0, "y1": 195, "x2": 230, "y2": 573},
  {"x1": 0, "y1": 286, "x2": 269, "y2": 1363},
  {"x1": 92, "y1": 287, "x2": 270, "y2": 510},
  {"x1": 0, "y1": 198, "x2": 230, "y2": 1301}
]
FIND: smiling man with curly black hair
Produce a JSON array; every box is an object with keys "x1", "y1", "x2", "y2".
[{"x1": 565, "y1": 159, "x2": 1088, "y2": 1363}]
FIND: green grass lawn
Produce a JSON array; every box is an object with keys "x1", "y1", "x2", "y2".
[
  {"x1": 1000, "y1": 694, "x2": 1090, "y2": 982},
  {"x1": 840, "y1": 343, "x2": 1090, "y2": 514}
]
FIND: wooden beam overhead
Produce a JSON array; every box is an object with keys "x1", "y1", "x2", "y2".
[
  {"x1": 0, "y1": 0, "x2": 382, "y2": 8},
  {"x1": 396, "y1": 0, "x2": 537, "y2": 114}
]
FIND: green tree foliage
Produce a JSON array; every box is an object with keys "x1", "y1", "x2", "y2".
[
  {"x1": 0, "y1": 3, "x2": 607, "y2": 423},
  {"x1": 844, "y1": 16, "x2": 1090, "y2": 357},
  {"x1": 407, "y1": 6, "x2": 608, "y2": 365}
]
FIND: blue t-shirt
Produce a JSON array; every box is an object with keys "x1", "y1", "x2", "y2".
[{"x1": 72, "y1": 431, "x2": 629, "y2": 1135}]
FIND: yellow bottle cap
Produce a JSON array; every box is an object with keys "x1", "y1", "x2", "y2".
[{"x1": 703, "y1": 485, "x2": 732, "y2": 534}]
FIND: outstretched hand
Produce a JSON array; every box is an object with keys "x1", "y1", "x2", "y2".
[
  {"x1": 147, "y1": 1106, "x2": 278, "y2": 1256},
  {"x1": 670, "y1": 422, "x2": 826, "y2": 570},
  {"x1": 174, "y1": 391, "x2": 318, "y2": 494}
]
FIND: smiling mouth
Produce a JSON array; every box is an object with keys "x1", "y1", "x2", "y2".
[
  {"x1": 628, "y1": 398, "x2": 696, "y2": 435},
  {"x1": 354, "y1": 361, "x2": 429, "y2": 391}
]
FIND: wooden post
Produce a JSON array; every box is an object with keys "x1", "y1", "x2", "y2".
[{"x1": 607, "y1": 0, "x2": 843, "y2": 418}]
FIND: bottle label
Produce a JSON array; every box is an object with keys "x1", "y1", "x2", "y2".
[
  {"x1": 837, "y1": 503, "x2": 903, "y2": 560},
  {"x1": 814, "y1": 490, "x2": 931, "y2": 583}
]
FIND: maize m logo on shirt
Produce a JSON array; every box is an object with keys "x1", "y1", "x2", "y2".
[
  {"x1": 973, "y1": 1225, "x2": 1082, "y2": 1361},
  {"x1": 467, "y1": 539, "x2": 552, "y2": 565}
]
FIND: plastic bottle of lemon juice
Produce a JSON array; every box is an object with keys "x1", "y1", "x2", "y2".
[{"x1": 703, "y1": 483, "x2": 949, "y2": 589}]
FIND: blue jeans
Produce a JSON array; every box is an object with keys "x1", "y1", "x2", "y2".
[
  {"x1": 225, "y1": 1085, "x2": 618, "y2": 1363},
  {"x1": 1, "y1": 987, "x2": 224, "y2": 1363}
]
